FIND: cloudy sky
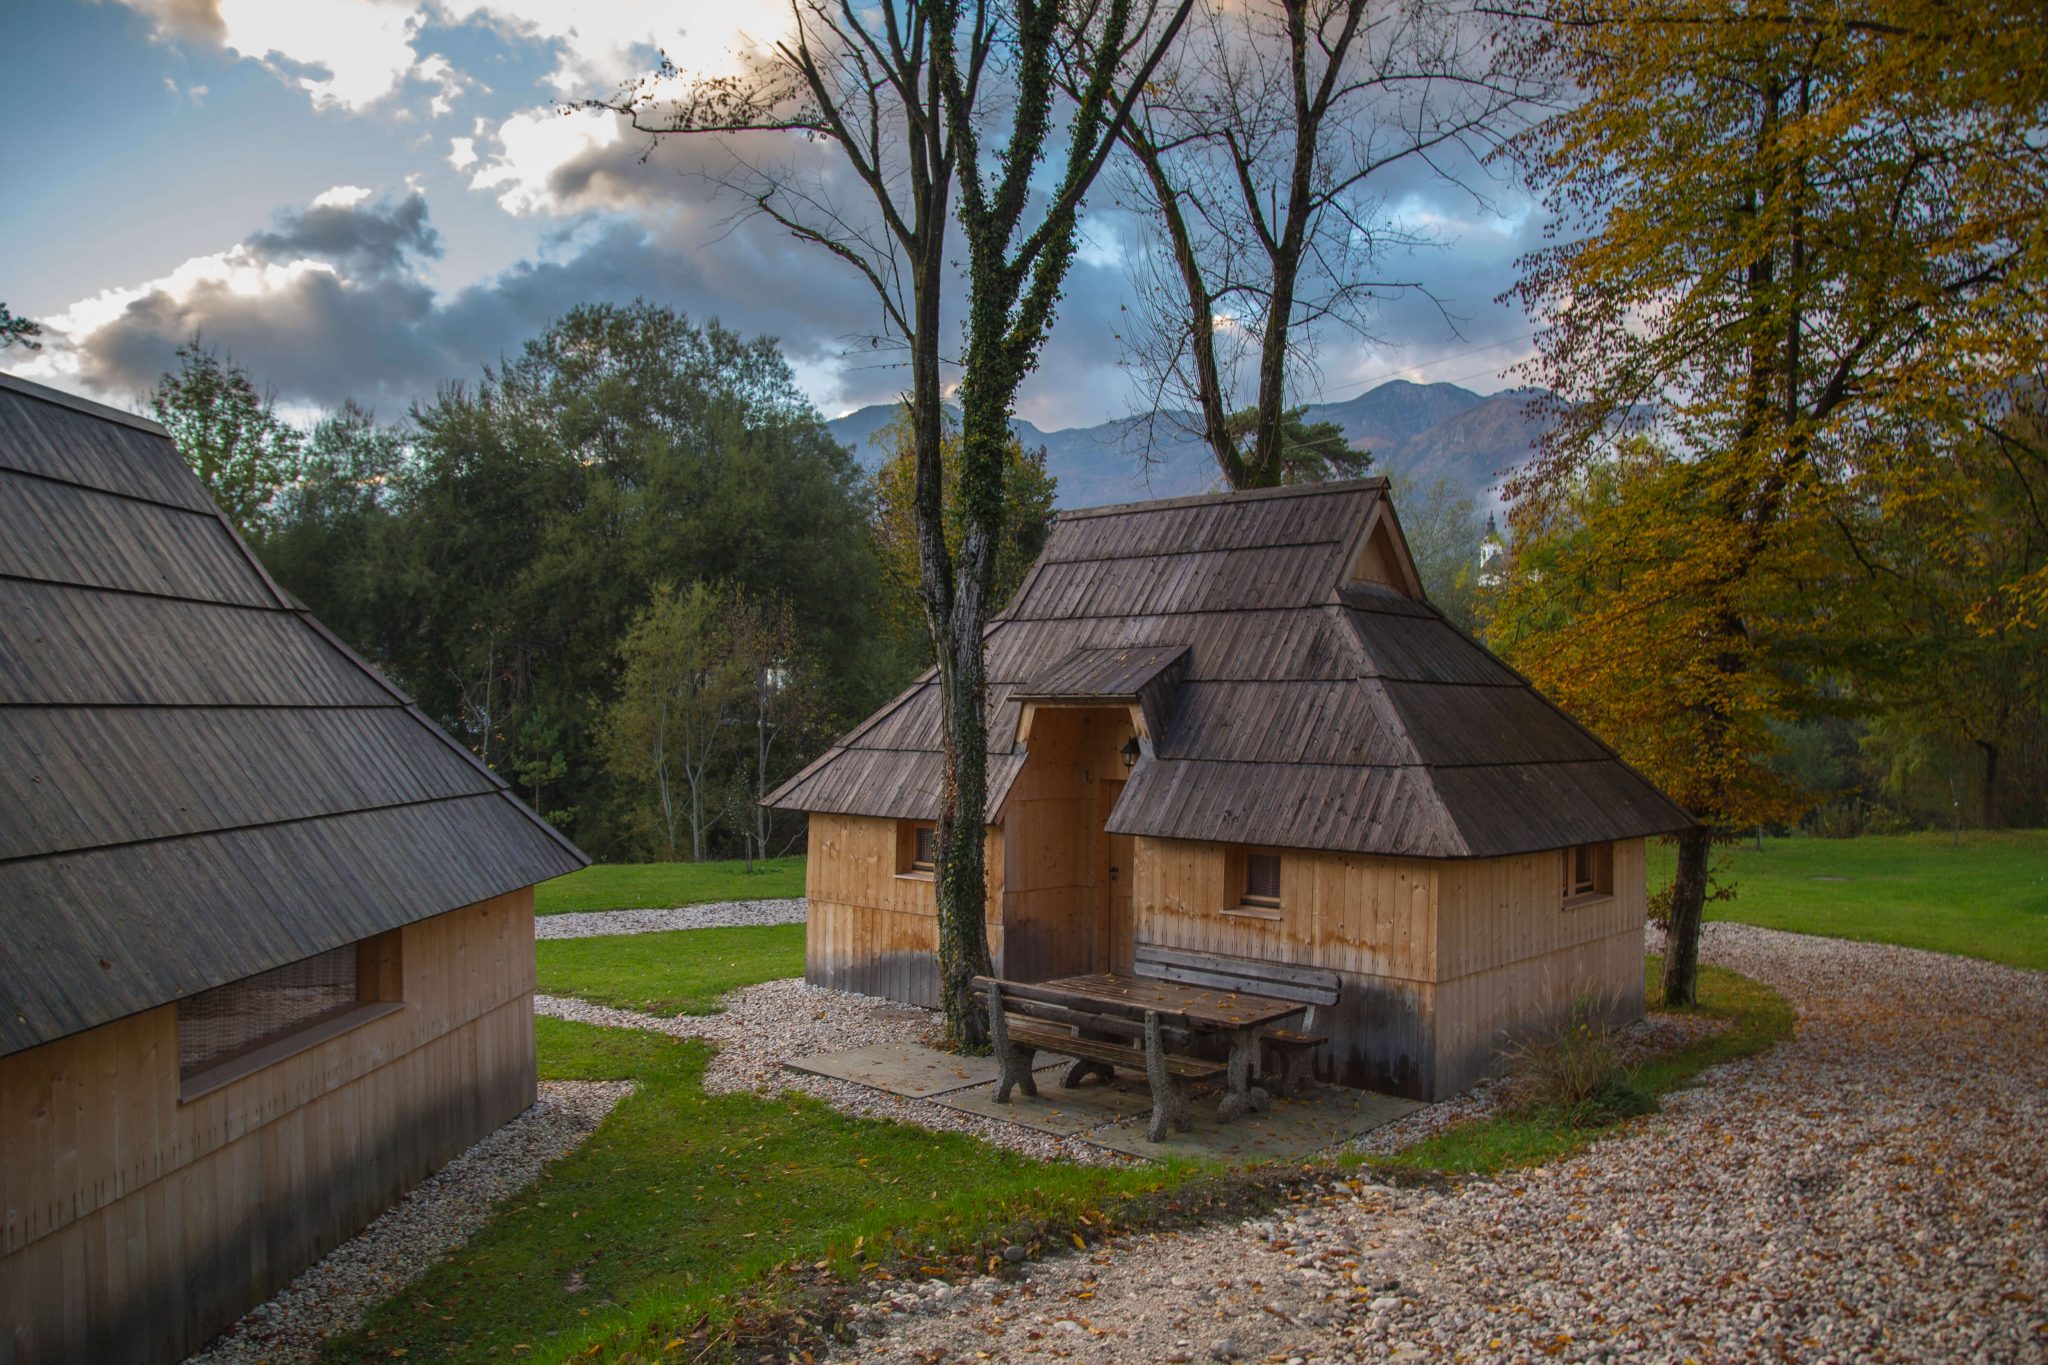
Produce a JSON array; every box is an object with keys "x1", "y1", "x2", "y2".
[{"x1": 1, "y1": 0, "x2": 1546, "y2": 432}]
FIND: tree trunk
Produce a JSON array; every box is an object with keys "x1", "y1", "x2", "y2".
[
  {"x1": 1662, "y1": 825, "x2": 1711, "y2": 1008},
  {"x1": 1976, "y1": 739, "x2": 2000, "y2": 829}
]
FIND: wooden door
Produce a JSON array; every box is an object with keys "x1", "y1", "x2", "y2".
[{"x1": 1098, "y1": 780, "x2": 1135, "y2": 974}]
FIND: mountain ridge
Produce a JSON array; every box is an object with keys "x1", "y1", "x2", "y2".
[{"x1": 824, "y1": 378, "x2": 1552, "y2": 508}]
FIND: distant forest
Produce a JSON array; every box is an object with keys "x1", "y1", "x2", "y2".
[{"x1": 145, "y1": 300, "x2": 2044, "y2": 863}]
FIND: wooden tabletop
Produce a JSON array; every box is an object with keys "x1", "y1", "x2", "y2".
[{"x1": 1036, "y1": 973, "x2": 1307, "y2": 1030}]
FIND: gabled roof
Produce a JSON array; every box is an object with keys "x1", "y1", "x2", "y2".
[
  {"x1": 0, "y1": 374, "x2": 588, "y2": 1058},
  {"x1": 768, "y1": 476, "x2": 1692, "y2": 859}
]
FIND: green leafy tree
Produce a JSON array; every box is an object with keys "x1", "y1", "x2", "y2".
[
  {"x1": 603, "y1": 582, "x2": 750, "y2": 861},
  {"x1": 256, "y1": 399, "x2": 406, "y2": 649},
  {"x1": 148, "y1": 338, "x2": 303, "y2": 535},
  {"x1": 870, "y1": 406, "x2": 1058, "y2": 651},
  {"x1": 309, "y1": 303, "x2": 889, "y2": 860},
  {"x1": 1392, "y1": 474, "x2": 1485, "y2": 633},
  {"x1": 1, "y1": 302, "x2": 42, "y2": 350},
  {"x1": 1845, "y1": 401, "x2": 2048, "y2": 828},
  {"x1": 1223, "y1": 408, "x2": 1371, "y2": 485}
]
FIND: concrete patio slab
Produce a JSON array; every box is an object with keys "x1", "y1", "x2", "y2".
[
  {"x1": 1081, "y1": 1085, "x2": 1425, "y2": 1162},
  {"x1": 931, "y1": 1075, "x2": 1155, "y2": 1135},
  {"x1": 783, "y1": 1042, "x2": 1005, "y2": 1097}
]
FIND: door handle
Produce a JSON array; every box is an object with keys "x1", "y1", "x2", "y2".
[{"x1": 1108, "y1": 866, "x2": 1119, "y2": 881}]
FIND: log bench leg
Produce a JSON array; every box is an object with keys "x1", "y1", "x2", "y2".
[
  {"x1": 987, "y1": 980, "x2": 1039, "y2": 1103},
  {"x1": 1144, "y1": 1011, "x2": 1191, "y2": 1142},
  {"x1": 1062, "y1": 1058, "x2": 1116, "y2": 1089},
  {"x1": 1218, "y1": 1030, "x2": 1272, "y2": 1122},
  {"x1": 1273, "y1": 1045, "x2": 1317, "y2": 1098}
]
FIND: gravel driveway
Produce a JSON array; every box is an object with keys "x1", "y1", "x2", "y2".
[
  {"x1": 828, "y1": 924, "x2": 2048, "y2": 1363},
  {"x1": 535, "y1": 897, "x2": 807, "y2": 939}
]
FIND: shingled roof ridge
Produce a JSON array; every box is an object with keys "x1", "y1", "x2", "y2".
[
  {"x1": 0, "y1": 371, "x2": 169, "y2": 438},
  {"x1": 1053, "y1": 475, "x2": 1388, "y2": 521}
]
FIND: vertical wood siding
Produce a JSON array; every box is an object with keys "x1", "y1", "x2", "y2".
[
  {"x1": 0, "y1": 890, "x2": 538, "y2": 1365},
  {"x1": 1430, "y1": 838, "x2": 1646, "y2": 1093},
  {"x1": 1128, "y1": 836, "x2": 1647, "y2": 1099},
  {"x1": 804, "y1": 813, "x2": 1004, "y2": 1008}
]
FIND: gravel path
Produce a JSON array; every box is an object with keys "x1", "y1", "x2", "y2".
[
  {"x1": 828, "y1": 924, "x2": 2048, "y2": 1363},
  {"x1": 535, "y1": 897, "x2": 807, "y2": 939},
  {"x1": 539, "y1": 981, "x2": 1133, "y2": 1166},
  {"x1": 186, "y1": 1079, "x2": 631, "y2": 1365}
]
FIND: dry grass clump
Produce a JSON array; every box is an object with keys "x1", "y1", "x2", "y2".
[{"x1": 1504, "y1": 996, "x2": 1654, "y2": 1128}]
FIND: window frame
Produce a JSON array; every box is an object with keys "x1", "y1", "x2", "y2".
[
  {"x1": 1222, "y1": 846, "x2": 1286, "y2": 920},
  {"x1": 896, "y1": 819, "x2": 938, "y2": 879},
  {"x1": 1560, "y1": 841, "x2": 1615, "y2": 906},
  {"x1": 176, "y1": 929, "x2": 404, "y2": 1102}
]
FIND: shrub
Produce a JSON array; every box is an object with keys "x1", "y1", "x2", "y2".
[{"x1": 1504, "y1": 995, "x2": 1654, "y2": 1129}]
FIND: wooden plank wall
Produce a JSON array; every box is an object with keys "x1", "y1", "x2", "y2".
[
  {"x1": 1134, "y1": 836, "x2": 1443, "y2": 1093},
  {"x1": 0, "y1": 889, "x2": 538, "y2": 1365},
  {"x1": 1432, "y1": 838, "x2": 1647, "y2": 1094},
  {"x1": 804, "y1": 813, "x2": 1004, "y2": 1009},
  {"x1": 999, "y1": 707, "x2": 1134, "y2": 981},
  {"x1": 1131, "y1": 836, "x2": 1648, "y2": 1099}
]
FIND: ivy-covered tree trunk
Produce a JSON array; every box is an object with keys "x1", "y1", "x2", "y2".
[{"x1": 1662, "y1": 825, "x2": 1711, "y2": 1007}]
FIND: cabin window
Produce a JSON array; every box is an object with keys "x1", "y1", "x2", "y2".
[
  {"x1": 177, "y1": 931, "x2": 402, "y2": 1096},
  {"x1": 897, "y1": 820, "x2": 938, "y2": 877},
  {"x1": 1243, "y1": 852, "x2": 1282, "y2": 906},
  {"x1": 1561, "y1": 841, "x2": 1614, "y2": 904}
]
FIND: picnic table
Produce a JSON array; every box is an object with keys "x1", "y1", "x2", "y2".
[{"x1": 1029, "y1": 972, "x2": 1310, "y2": 1121}]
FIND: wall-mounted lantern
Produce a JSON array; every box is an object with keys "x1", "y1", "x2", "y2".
[{"x1": 1119, "y1": 736, "x2": 1141, "y2": 770}]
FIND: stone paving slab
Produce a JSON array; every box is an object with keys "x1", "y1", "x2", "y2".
[
  {"x1": 783, "y1": 1042, "x2": 1004, "y2": 1097},
  {"x1": 931, "y1": 1076, "x2": 1155, "y2": 1134},
  {"x1": 789, "y1": 1044, "x2": 1424, "y2": 1163},
  {"x1": 1081, "y1": 1085, "x2": 1425, "y2": 1162}
]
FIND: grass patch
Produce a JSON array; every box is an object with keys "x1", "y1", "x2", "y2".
[
  {"x1": 1356, "y1": 956, "x2": 1794, "y2": 1176},
  {"x1": 535, "y1": 858, "x2": 807, "y2": 916},
  {"x1": 1646, "y1": 829, "x2": 2048, "y2": 971},
  {"x1": 536, "y1": 924, "x2": 806, "y2": 1016},
  {"x1": 321, "y1": 1018, "x2": 1199, "y2": 1364}
]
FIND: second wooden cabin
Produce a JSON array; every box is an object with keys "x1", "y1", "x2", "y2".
[{"x1": 768, "y1": 479, "x2": 1691, "y2": 1100}]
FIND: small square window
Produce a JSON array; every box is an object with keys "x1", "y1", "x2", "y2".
[
  {"x1": 1562, "y1": 842, "x2": 1613, "y2": 902},
  {"x1": 913, "y1": 824, "x2": 936, "y2": 872},
  {"x1": 1243, "y1": 851, "x2": 1282, "y2": 907}
]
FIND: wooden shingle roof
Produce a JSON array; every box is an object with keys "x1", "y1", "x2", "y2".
[
  {"x1": 0, "y1": 374, "x2": 587, "y2": 1058},
  {"x1": 768, "y1": 476, "x2": 1692, "y2": 858}
]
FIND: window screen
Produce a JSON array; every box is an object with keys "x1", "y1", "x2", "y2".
[
  {"x1": 1244, "y1": 852, "x2": 1282, "y2": 904},
  {"x1": 912, "y1": 824, "x2": 936, "y2": 871},
  {"x1": 178, "y1": 945, "x2": 359, "y2": 1077}
]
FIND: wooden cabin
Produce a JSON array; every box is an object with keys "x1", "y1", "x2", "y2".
[
  {"x1": 0, "y1": 375, "x2": 587, "y2": 1364},
  {"x1": 767, "y1": 478, "x2": 1691, "y2": 1101}
]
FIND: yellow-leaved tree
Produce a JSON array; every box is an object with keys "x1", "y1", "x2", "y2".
[{"x1": 1499, "y1": 0, "x2": 2048, "y2": 1003}]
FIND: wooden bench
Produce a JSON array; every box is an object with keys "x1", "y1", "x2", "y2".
[
  {"x1": 1132, "y1": 945, "x2": 1341, "y2": 1097},
  {"x1": 974, "y1": 976, "x2": 1227, "y2": 1142}
]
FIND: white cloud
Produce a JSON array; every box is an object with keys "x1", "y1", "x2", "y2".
[
  {"x1": 467, "y1": 106, "x2": 623, "y2": 214},
  {"x1": 437, "y1": 0, "x2": 785, "y2": 96},
  {"x1": 448, "y1": 136, "x2": 478, "y2": 169},
  {"x1": 311, "y1": 184, "x2": 375, "y2": 209},
  {"x1": 213, "y1": 0, "x2": 426, "y2": 112}
]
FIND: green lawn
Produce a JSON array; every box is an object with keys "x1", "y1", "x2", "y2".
[
  {"x1": 324, "y1": 926, "x2": 1194, "y2": 1364},
  {"x1": 533, "y1": 857, "x2": 807, "y2": 915},
  {"x1": 1358, "y1": 956, "x2": 1795, "y2": 1176},
  {"x1": 1645, "y1": 829, "x2": 2048, "y2": 971},
  {"x1": 536, "y1": 924, "x2": 807, "y2": 1016}
]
